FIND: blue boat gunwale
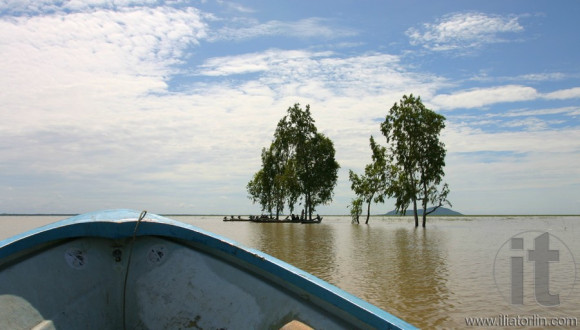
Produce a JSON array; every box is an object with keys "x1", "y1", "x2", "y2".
[{"x1": 0, "y1": 209, "x2": 415, "y2": 330}]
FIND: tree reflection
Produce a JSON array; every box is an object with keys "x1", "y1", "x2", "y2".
[
  {"x1": 392, "y1": 227, "x2": 451, "y2": 327},
  {"x1": 246, "y1": 220, "x2": 451, "y2": 329},
  {"x1": 250, "y1": 223, "x2": 338, "y2": 283},
  {"x1": 345, "y1": 225, "x2": 450, "y2": 328}
]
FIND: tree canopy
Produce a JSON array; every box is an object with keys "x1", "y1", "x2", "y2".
[
  {"x1": 380, "y1": 94, "x2": 451, "y2": 227},
  {"x1": 247, "y1": 103, "x2": 340, "y2": 220},
  {"x1": 246, "y1": 146, "x2": 286, "y2": 218},
  {"x1": 348, "y1": 198, "x2": 363, "y2": 224},
  {"x1": 348, "y1": 136, "x2": 391, "y2": 224}
]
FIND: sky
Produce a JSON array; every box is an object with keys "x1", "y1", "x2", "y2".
[{"x1": 1, "y1": 1, "x2": 579, "y2": 215}]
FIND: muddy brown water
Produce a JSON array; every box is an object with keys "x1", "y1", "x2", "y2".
[{"x1": 1, "y1": 215, "x2": 578, "y2": 328}]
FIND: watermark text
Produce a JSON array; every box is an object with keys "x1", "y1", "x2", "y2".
[{"x1": 465, "y1": 314, "x2": 578, "y2": 327}]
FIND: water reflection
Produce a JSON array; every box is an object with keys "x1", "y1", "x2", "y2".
[
  {"x1": 392, "y1": 227, "x2": 451, "y2": 327},
  {"x1": 250, "y1": 223, "x2": 338, "y2": 282},
  {"x1": 338, "y1": 225, "x2": 449, "y2": 328},
  {"x1": 245, "y1": 221, "x2": 451, "y2": 328}
]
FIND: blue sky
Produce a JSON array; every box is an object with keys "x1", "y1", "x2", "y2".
[{"x1": 1, "y1": 0, "x2": 579, "y2": 215}]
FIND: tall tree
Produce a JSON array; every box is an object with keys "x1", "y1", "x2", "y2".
[
  {"x1": 300, "y1": 132, "x2": 340, "y2": 219},
  {"x1": 274, "y1": 104, "x2": 340, "y2": 219},
  {"x1": 348, "y1": 198, "x2": 363, "y2": 224},
  {"x1": 246, "y1": 145, "x2": 286, "y2": 218},
  {"x1": 380, "y1": 94, "x2": 451, "y2": 227},
  {"x1": 248, "y1": 103, "x2": 340, "y2": 220},
  {"x1": 348, "y1": 136, "x2": 391, "y2": 224}
]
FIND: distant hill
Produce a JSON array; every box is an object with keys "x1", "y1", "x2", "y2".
[{"x1": 384, "y1": 207, "x2": 462, "y2": 216}]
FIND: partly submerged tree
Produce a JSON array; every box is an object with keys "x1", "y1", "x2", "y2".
[
  {"x1": 380, "y1": 94, "x2": 451, "y2": 227},
  {"x1": 348, "y1": 198, "x2": 363, "y2": 224},
  {"x1": 248, "y1": 103, "x2": 340, "y2": 220},
  {"x1": 246, "y1": 146, "x2": 286, "y2": 218},
  {"x1": 348, "y1": 136, "x2": 391, "y2": 224},
  {"x1": 300, "y1": 132, "x2": 340, "y2": 219},
  {"x1": 274, "y1": 104, "x2": 340, "y2": 219}
]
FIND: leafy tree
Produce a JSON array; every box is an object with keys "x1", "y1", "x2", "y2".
[
  {"x1": 248, "y1": 103, "x2": 340, "y2": 220},
  {"x1": 247, "y1": 169, "x2": 268, "y2": 213},
  {"x1": 348, "y1": 136, "x2": 391, "y2": 224},
  {"x1": 246, "y1": 146, "x2": 286, "y2": 218},
  {"x1": 348, "y1": 198, "x2": 363, "y2": 224},
  {"x1": 380, "y1": 94, "x2": 451, "y2": 227},
  {"x1": 300, "y1": 132, "x2": 340, "y2": 219}
]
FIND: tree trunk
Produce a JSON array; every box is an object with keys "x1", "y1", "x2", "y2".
[
  {"x1": 365, "y1": 200, "x2": 371, "y2": 224},
  {"x1": 413, "y1": 198, "x2": 419, "y2": 227},
  {"x1": 365, "y1": 194, "x2": 374, "y2": 225},
  {"x1": 306, "y1": 192, "x2": 312, "y2": 220},
  {"x1": 421, "y1": 182, "x2": 428, "y2": 227}
]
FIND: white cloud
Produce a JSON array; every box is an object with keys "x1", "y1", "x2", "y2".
[
  {"x1": 216, "y1": 0, "x2": 255, "y2": 14},
  {"x1": 0, "y1": 6, "x2": 207, "y2": 75},
  {"x1": 208, "y1": 17, "x2": 356, "y2": 41},
  {"x1": 499, "y1": 106, "x2": 580, "y2": 117},
  {"x1": 431, "y1": 85, "x2": 580, "y2": 110},
  {"x1": 407, "y1": 12, "x2": 524, "y2": 52},
  {"x1": 514, "y1": 72, "x2": 568, "y2": 82},
  {"x1": 0, "y1": 3, "x2": 227, "y2": 213},
  {"x1": 431, "y1": 85, "x2": 538, "y2": 110},
  {"x1": 0, "y1": 0, "x2": 161, "y2": 14},
  {"x1": 470, "y1": 72, "x2": 569, "y2": 83},
  {"x1": 443, "y1": 123, "x2": 580, "y2": 207},
  {"x1": 500, "y1": 117, "x2": 551, "y2": 131},
  {"x1": 197, "y1": 49, "x2": 326, "y2": 76},
  {"x1": 0, "y1": 6, "x2": 207, "y2": 131},
  {"x1": 444, "y1": 122, "x2": 580, "y2": 154},
  {"x1": 543, "y1": 87, "x2": 580, "y2": 100},
  {"x1": 197, "y1": 49, "x2": 441, "y2": 100}
]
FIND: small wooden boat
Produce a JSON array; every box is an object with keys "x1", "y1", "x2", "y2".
[
  {"x1": 222, "y1": 216, "x2": 251, "y2": 221},
  {"x1": 0, "y1": 209, "x2": 415, "y2": 329},
  {"x1": 301, "y1": 217, "x2": 322, "y2": 224},
  {"x1": 250, "y1": 218, "x2": 301, "y2": 223}
]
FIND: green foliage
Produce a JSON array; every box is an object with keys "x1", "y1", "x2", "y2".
[
  {"x1": 348, "y1": 136, "x2": 391, "y2": 224},
  {"x1": 348, "y1": 198, "x2": 363, "y2": 224},
  {"x1": 246, "y1": 146, "x2": 286, "y2": 217},
  {"x1": 247, "y1": 103, "x2": 340, "y2": 220},
  {"x1": 380, "y1": 94, "x2": 451, "y2": 227}
]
